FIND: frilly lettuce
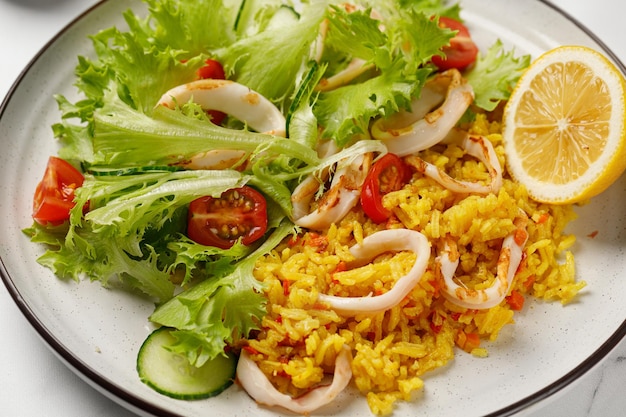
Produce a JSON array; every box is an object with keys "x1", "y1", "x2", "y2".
[
  {"x1": 150, "y1": 219, "x2": 295, "y2": 366},
  {"x1": 216, "y1": 1, "x2": 327, "y2": 102},
  {"x1": 466, "y1": 39, "x2": 531, "y2": 111},
  {"x1": 314, "y1": 6, "x2": 454, "y2": 146}
]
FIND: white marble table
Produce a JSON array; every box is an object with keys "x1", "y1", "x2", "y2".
[{"x1": 0, "y1": 0, "x2": 624, "y2": 416}]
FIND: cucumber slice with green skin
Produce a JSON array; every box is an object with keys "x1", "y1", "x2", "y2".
[
  {"x1": 266, "y1": 5, "x2": 300, "y2": 30},
  {"x1": 234, "y1": 1, "x2": 299, "y2": 36},
  {"x1": 286, "y1": 61, "x2": 321, "y2": 135},
  {"x1": 137, "y1": 327, "x2": 237, "y2": 400},
  {"x1": 86, "y1": 165, "x2": 182, "y2": 176}
]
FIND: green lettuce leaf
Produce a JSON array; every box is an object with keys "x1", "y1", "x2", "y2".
[
  {"x1": 89, "y1": 92, "x2": 319, "y2": 169},
  {"x1": 25, "y1": 220, "x2": 177, "y2": 303},
  {"x1": 466, "y1": 39, "x2": 531, "y2": 111},
  {"x1": 75, "y1": 170, "x2": 247, "y2": 235},
  {"x1": 393, "y1": 0, "x2": 462, "y2": 21},
  {"x1": 138, "y1": 0, "x2": 241, "y2": 54},
  {"x1": 150, "y1": 219, "x2": 295, "y2": 365},
  {"x1": 215, "y1": 1, "x2": 327, "y2": 103},
  {"x1": 314, "y1": 7, "x2": 452, "y2": 145},
  {"x1": 26, "y1": 169, "x2": 256, "y2": 303}
]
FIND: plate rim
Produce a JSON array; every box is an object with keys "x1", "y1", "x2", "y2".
[{"x1": 1, "y1": 1, "x2": 625, "y2": 416}]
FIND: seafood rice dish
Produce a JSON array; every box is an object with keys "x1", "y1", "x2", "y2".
[{"x1": 245, "y1": 112, "x2": 582, "y2": 415}]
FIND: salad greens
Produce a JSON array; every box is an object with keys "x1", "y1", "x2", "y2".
[
  {"x1": 26, "y1": 0, "x2": 529, "y2": 366},
  {"x1": 150, "y1": 219, "x2": 295, "y2": 366},
  {"x1": 466, "y1": 39, "x2": 531, "y2": 111},
  {"x1": 315, "y1": 6, "x2": 450, "y2": 145}
]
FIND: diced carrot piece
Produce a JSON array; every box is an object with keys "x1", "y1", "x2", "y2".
[
  {"x1": 514, "y1": 228, "x2": 528, "y2": 246},
  {"x1": 429, "y1": 311, "x2": 444, "y2": 334},
  {"x1": 523, "y1": 275, "x2": 535, "y2": 291},
  {"x1": 464, "y1": 332, "x2": 481, "y2": 351},
  {"x1": 428, "y1": 278, "x2": 441, "y2": 298},
  {"x1": 456, "y1": 330, "x2": 467, "y2": 348},
  {"x1": 287, "y1": 234, "x2": 301, "y2": 247},
  {"x1": 506, "y1": 289, "x2": 525, "y2": 311},
  {"x1": 334, "y1": 260, "x2": 347, "y2": 273},
  {"x1": 243, "y1": 345, "x2": 260, "y2": 355},
  {"x1": 307, "y1": 232, "x2": 328, "y2": 251},
  {"x1": 456, "y1": 331, "x2": 481, "y2": 352}
]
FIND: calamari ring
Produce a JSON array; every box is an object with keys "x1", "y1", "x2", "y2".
[
  {"x1": 236, "y1": 344, "x2": 352, "y2": 414},
  {"x1": 437, "y1": 213, "x2": 529, "y2": 309},
  {"x1": 318, "y1": 229, "x2": 430, "y2": 315},
  {"x1": 405, "y1": 129, "x2": 503, "y2": 195},
  {"x1": 371, "y1": 69, "x2": 474, "y2": 157}
]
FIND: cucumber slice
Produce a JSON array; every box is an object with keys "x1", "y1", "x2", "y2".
[
  {"x1": 234, "y1": 1, "x2": 299, "y2": 36},
  {"x1": 266, "y1": 5, "x2": 300, "y2": 30},
  {"x1": 86, "y1": 165, "x2": 182, "y2": 176},
  {"x1": 286, "y1": 61, "x2": 322, "y2": 134},
  {"x1": 137, "y1": 327, "x2": 236, "y2": 400},
  {"x1": 233, "y1": 0, "x2": 251, "y2": 33}
]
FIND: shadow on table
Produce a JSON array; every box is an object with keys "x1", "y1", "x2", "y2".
[{"x1": 3, "y1": 0, "x2": 76, "y2": 10}]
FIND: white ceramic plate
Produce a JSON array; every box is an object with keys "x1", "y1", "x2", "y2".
[{"x1": 1, "y1": 1, "x2": 625, "y2": 416}]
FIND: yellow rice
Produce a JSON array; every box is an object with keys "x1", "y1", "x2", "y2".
[{"x1": 249, "y1": 113, "x2": 585, "y2": 415}]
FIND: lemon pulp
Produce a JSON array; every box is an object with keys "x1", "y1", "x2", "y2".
[{"x1": 503, "y1": 45, "x2": 626, "y2": 204}]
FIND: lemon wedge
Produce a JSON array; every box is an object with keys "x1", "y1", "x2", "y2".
[{"x1": 502, "y1": 45, "x2": 626, "y2": 204}]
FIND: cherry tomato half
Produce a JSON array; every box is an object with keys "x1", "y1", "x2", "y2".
[
  {"x1": 360, "y1": 153, "x2": 411, "y2": 224},
  {"x1": 187, "y1": 186, "x2": 268, "y2": 249},
  {"x1": 196, "y1": 58, "x2": 226, "y2": 80},
  {"x1": 196, "y1": 58, "x2": 227, "y2": 125},
  {"x1": 431, "y1": 17, "x2": 479, "y2": 71},
  {"x1": 32, "y1": 156, "x2": 85, "y2": 225}
]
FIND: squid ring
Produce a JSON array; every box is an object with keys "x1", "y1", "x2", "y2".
[
  {"x1": 405, "y1": 129, "x2": 503, "y2": 195},
  {"x1": 437, "y1": 213, "x2": 529, "y2": 309},
  {"x1": 318, "y1": 229, "x2": 430, "y2": 315},
  {"x1": 156, "y1": 79, "x2": 285, "y2": 170},
  {"x1": 236, "y1": 344, "x2": 353, "y2": 414},
  {"x1": 371, "y1": 69, "x2": 474, "y2": 157}
]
